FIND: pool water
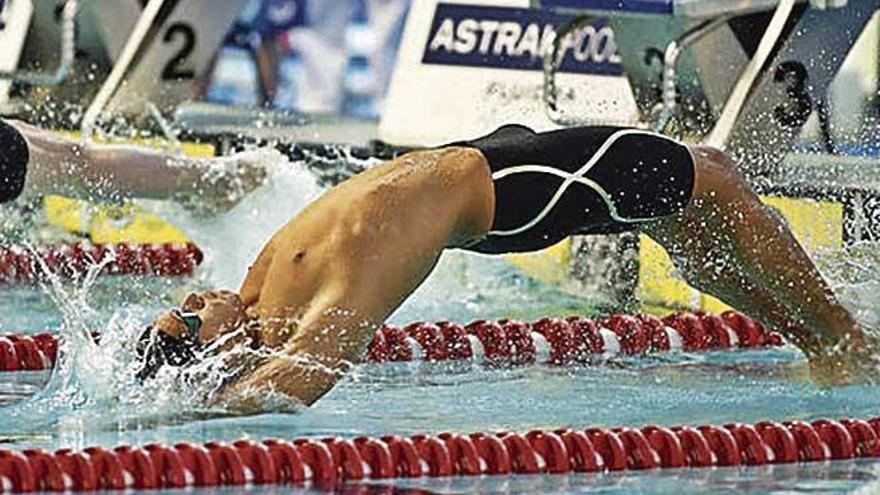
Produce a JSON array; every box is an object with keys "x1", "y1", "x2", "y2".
[{"x1": 1, "y1": 154, "x2": 880, "y2": 494}]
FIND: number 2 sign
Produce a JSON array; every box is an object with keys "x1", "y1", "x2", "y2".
[{"x1": 88, "y1": 0, "x2": 247, "y2": 116}]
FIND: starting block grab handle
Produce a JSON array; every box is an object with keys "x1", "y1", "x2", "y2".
[{"x1": 542, "y1": 14, "x2": 639, "y2": 127}]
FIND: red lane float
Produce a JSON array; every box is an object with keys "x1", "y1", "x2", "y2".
[
  {"x1": 367, "y1": 310, "x2": 783, "y2": 364},
  {"x1": 0, "y1": 243, "x2": 203, "y2": 283},
  {"x1": 0, "y1": 311, "x2": 783, "y2": 372},
  {"x1": 1, "y1": 417, "x2": 878, "y2": 492}
]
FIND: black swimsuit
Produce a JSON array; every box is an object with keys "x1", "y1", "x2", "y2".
[
  {"x1": 0, "y1": 120, "x2": 29, "y2": 203},
  {"x1": 456, "y1": 124, "x2": 696, "y2": 254}
]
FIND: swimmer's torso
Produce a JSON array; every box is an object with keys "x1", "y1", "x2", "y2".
[{"x1": 239, "y1": 147, "x2": 494, "y2": 347}]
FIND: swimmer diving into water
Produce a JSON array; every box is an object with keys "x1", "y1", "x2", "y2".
[
  {"x1": 132, "y1": 125, "x2": 874, "y2": 410},
  {"x1": 129, "y1": 124, "x2": 876, "y2": 410}
]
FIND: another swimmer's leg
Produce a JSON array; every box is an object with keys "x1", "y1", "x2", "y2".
[{"x1": 641, "y1": 146, "x2": 872, "y2": 369}]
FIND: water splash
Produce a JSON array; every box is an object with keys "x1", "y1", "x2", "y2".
[
  {"x1": 0, "y1": 269, "x2": 305, "y2": 437},
  {"x1": 815, "y1": 240, "x2": 880, "y2": 331},
  {"x1": 156, "y1": 147, "x2": 324, "y2": 289},
  {"x1": 0, "y1": 151, "x2": 326, "y2": 434},
  {"x1": 0, "y1": 247, "x2": 142, "y2": 434},
  {"x1": 0, "y1": 138, "x2": 644, "y2": 443}
]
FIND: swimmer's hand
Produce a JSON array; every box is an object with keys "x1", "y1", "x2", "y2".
[
  {"x1": 210, "y1": 304, "x2": 372, "y2": 414},
  {"x1": 210, "y1": 347, "x2": 345, "y2": 414},
  {"x1": 174, "y1": 149, "x2": 278, "y2": 214}
]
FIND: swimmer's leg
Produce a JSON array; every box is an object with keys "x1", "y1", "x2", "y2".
[{"x1": 642, "y1": 146, "x2": 873, "y2": 374}]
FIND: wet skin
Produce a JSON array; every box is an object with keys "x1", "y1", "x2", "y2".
[
  {"x1": 151, "y1": 147, "x2": 494, "y2": 408},
  {"x1": 150, "y1": 143, "x2": 876, "y2": 410}
]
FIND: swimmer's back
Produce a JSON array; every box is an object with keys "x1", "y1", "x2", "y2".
[{"x1": 240, "y1": 147, "x2": 494, "y2": 346}]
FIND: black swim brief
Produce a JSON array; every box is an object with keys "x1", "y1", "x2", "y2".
[
  {"x1": 456, "y1": 124, "x2": 696, "y2": 254},
  {"x1": 0, "y1": 120, "x2": 29, "y2": 203}
]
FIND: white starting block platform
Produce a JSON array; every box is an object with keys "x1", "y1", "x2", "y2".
[{"x1": 379, "y1": 0, "x2": 642, "y2": 147}]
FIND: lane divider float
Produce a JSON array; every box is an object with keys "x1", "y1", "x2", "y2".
[
  {"x1": 368, "y1": 311, "x2": 782, "y2": 364},
  {"x1": 0, "y1": 243, "x2": 203, "y2": 283},
  {"x1": 1, "y1": 417, "x2": 878, "y2": 492},
  {"x1": 0, "y1": 311, "x2": 783, "y2": 372}
]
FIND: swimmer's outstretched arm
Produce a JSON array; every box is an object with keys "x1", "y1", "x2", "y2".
[
  {"x1": 8, "y1": 119, "x2": 265, "y2": 207},
  {"x1": 642, "y1": 145, "x2": 873, "y2": 384},
  {"x1": 217, "y1": 296, "x2": 377, "y2": 411}
]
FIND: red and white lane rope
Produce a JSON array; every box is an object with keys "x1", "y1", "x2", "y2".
[
  {"x1": 0, "y1": 311, "x2": 783, "y2": 372},
  {"x1": 369, "y1": 311, "x2": 783, "y2": 365},
  {"x1": 0, "y1": 243, "x2": 203, "y2": 283},
  {"x1": 1, "y1": 416, "x2": 879, "y2": 492}
]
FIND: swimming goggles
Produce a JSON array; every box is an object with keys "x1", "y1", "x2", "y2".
[{"x1": 171, "y1": 309, "x2": 202, "y2": 342}]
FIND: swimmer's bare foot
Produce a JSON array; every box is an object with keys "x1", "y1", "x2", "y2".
[{"x1": 806, "y1": 329, "x2": 880, "y2": 387}]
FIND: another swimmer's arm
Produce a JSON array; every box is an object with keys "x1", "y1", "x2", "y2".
[
  {"x1": 218, "y1": 294, "x2": 377, "y2": 411},
  {"x1": 10, "y1": 120, "x2": 265, "y2": 205},
  {"x1": 11, "y1": 120, "x2": 191, "y2": 199}
]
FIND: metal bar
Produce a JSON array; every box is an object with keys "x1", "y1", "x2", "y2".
[
  {"x1": 653, "y1": 15, "x2": 730, "y2": 132},
  {"x1": 80, "y1": 0, "x2": 167, "y2": 140},
  {"x1": 706, "y1": 0, "x2": 797, "y2": 147},
  {"x1": 542, "y1": 14, "x2": 634, "y2": 126}
]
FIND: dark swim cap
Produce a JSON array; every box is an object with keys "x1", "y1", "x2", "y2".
[
  {"x1": 135, "y1": 326, "x2": 199, "y2": 382},
  {"x1": 0, "y1": 121, "x2": 28, "y2": 203}
]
